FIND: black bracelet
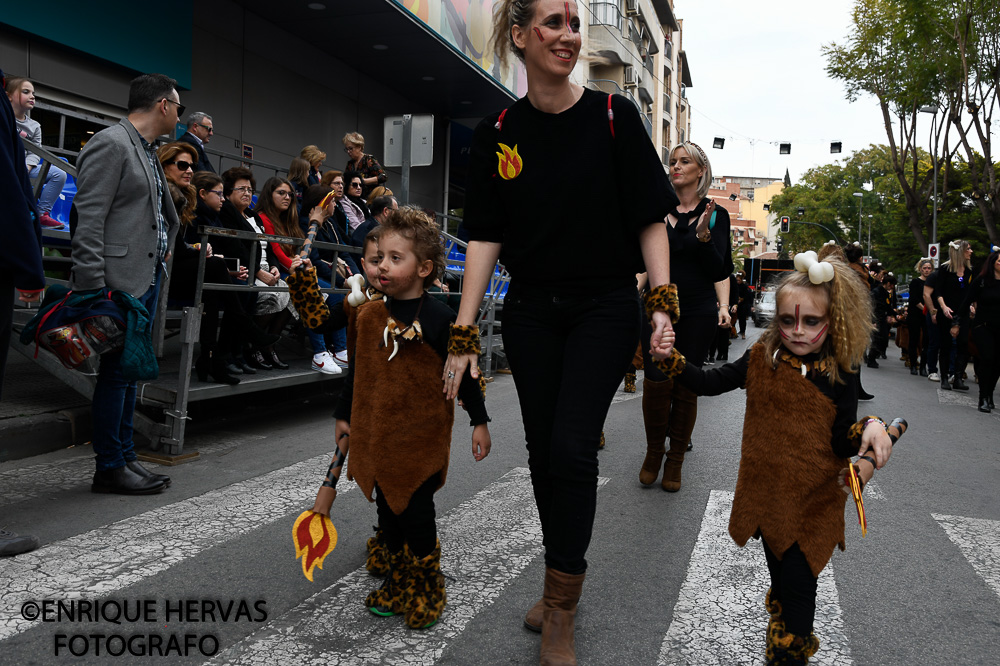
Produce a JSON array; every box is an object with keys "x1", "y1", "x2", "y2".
[{"x1": 859, "y1": 455, "x2": 876, "y2": 469}]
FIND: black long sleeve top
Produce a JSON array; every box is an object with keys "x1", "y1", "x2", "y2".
[
  {"x1": 907, "y1": 277, "x2": 926, "y2": 316},
  {"x1": 959, "y1": 275, "x2": 1000, "y2": 330},
  {"x1": 333, "y1": 294, "x2": 489, "y2": 427},
  {"x1": 667, "y1": 200, "x2": 734, "y2": 316},
  {"x1": 677, "y1": 347, "x2": 860, "y2": 458}
]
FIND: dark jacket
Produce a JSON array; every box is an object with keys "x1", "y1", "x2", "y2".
[
  {"x1": 0, "y1": 68, "x2": 44, "y2": 292},
  {"x1": 217, "y1": 200, "x2": 258, "y2": 273},
  {"x1": 178, "y1": 131, "x2": 214, "y2": 172}
]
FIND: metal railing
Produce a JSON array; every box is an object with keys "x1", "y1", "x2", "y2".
[{"x1": 590, "y1": 1, "x2": 624, "y2": 31}]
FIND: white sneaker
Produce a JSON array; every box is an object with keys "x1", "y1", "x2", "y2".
[
  {"x1": 312, "y1": 351, "x2": 342, "y2": 374},
  {"x1": 927, "y1": 372, "x2": 940, "y2": 381},
  {"x1": 334, "y1": 350, "x2": 349, "y2": 364}
]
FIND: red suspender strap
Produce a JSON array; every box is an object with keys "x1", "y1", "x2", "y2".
[
  {"x1": 607, "y1": 93, "x2": 615, "y2": 138},
  {"x1": 495, "y1": 108, "x2": 508, "y2": 131}
]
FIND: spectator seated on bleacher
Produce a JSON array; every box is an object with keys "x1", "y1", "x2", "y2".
[
  {"x1": 158, "y1": 145, "x2": 277, "y2": 385},
  {"x1": 253, "y1": 177, "x2": 342, "y2": 375},
  {"x1": 350, "y1": 193, "x2": 397, "y2": 258},
  {"x1": 5, "y1": 76, "x2": 65, "y2": 228},
  {"x1": 288, "y1": 157, "x2": 311, "y2": 218},
  {"x1": 219, "y1": 167, "x2": 293, "y2": 370}
]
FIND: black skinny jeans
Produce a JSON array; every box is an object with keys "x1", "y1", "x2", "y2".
[
  {"x1": 938, "y1": 315, "x2": 969, "y2": 380},
  {"x1": 762, "y1": 540, "x2": 818, "y2": 637},
  {"x1": 501, "y1": 284, "x2": 639, "y2": 575},
  {"x1": 375, "y1": 474, "x2": 439, "y2": 559},
  {"x1": 907, "y1": 312, "x2": 927, "y2": 370},
  {"x1": 971, "y1": 324, "x2": 1000, "y2": 399}
]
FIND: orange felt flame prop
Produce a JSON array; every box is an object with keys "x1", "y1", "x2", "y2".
[
  {"x1": 292, "y1": 510, "x2": 338, "y2": 581},
  {"x1": 846, "y1": 463, "x2": 867, "y2": 538},
  {"x1": 496, "y1": 142, "x2": 523, "y2": 180}
]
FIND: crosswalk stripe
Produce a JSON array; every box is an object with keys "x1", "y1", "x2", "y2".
[
  {"x1": 933, "y1": 513, "x2": 1000, "y2": 601},
  {"x1": 0, "y1": 433, "x2": 262, "y2": 507},
  {"x1": 658, "y1": 490, "x2": 853, "y2": 665},
  {"x1": 208, "y1": 467, "x2": 609, "y2": 666},
  {"x1": 0, "y1": 451, "x2": 351, "y2": 642}
]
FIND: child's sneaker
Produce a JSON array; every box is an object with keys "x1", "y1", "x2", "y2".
[
  {"x1": 404, "y1": 541, "x2": 446, "y2": 629},
  {"x1": 367, "y1": 546, "x2": 412, "y2": 617},
  {"x1": 366, "y1": 525, "x2": 390, "y2": 577},
  {"x1": 334, "y1": 349, "x2": 349, "y2": 364},
  {"x1": 311, "y1": 351, "x2": 341, "y2": 374}
]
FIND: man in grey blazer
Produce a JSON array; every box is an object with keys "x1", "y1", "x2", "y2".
[{"x1": 71, "y1": 73, "x2": 182, "y2": 495}]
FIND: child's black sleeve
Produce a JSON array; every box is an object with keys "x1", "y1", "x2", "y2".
[
  {"x1": 457, "y1": 369, "x2": 490, "y2": 427},
  {"x1": 677, "y1": 348, "x2": 750, "y2": 396},
  {"x1": 333, "y1": 353, "x2": 354, "y2": 422},
  {"x1": 829, "y1": 371, "x2": 860, "y2": 458}
]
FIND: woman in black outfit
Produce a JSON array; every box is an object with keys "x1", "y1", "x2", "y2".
[
  {"x1": 734, "y1": 271, "x2": 752, "y2": 339},
  {"x1": 640, "y1": 142, "x2": 733, "y2": 492},
  {"x1": 959, "y1": 247, "x2": 1000, "y2": 412},
  {"x1": 907, "y1": 258, "x2": 933, "y2": 376},
  {"x1": 444, "y1": 1, "x2": 676, "y2": 662},
  {"x1": 926, "y1": 240, "x2": 974, "y2": 391}
]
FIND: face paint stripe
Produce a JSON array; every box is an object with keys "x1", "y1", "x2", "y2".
[
  {"x1": 794, "y1": 304, "x2": 800, "y2": 332},
  {"x1": 779, "y1": 328, "x2": 790, "y2": 340},
  {"x1": 533, "y1": 26, "x2": 543, "y2": 42},
  {"x1": 809, "y1": 324, "x2": 829, "y2": 344}
]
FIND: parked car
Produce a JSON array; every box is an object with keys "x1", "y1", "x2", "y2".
[{"x1": 753, "y1": 290, "x2": 777, "y2": 326}]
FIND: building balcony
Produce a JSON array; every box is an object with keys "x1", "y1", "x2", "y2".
[{"x1": 589, "y1": 2, "x2": 640, "y2": 66}]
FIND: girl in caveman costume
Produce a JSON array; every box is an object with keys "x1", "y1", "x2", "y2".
[{"x1": 656, "y1": 252, "x2": 895, "y2": 665}]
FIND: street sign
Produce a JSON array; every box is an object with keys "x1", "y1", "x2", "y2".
[
  {"x1": 928, "y1": 243, "x2": 940, "y2": 267},
  {"x1": 242, "y1": 143, "x2": 254, "y2": 160}
]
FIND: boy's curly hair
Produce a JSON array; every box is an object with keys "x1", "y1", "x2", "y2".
[
  {"x1": 380, "y1": 207, "x2": 445, "y2": 288},
  {"x1": 759, "y1": 256, "x2": 874, "y2": 384}
]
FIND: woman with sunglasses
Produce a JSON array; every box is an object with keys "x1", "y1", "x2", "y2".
[
  {"x1": 341, "y1": 170, "x2": 370, "y2": 235},
  {"x1": 158, "y1": 145, "x2": 277, "y2": 384},
  {"x1": 446, "y1": 2, "x2": 676, "y2": 661}
]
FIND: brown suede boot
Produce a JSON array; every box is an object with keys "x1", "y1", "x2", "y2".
[
  {"x1": 540, "y1": 568, "x2": 585, "y2": 666},
  {"x1": 662, "y1": 383, "x2": 698, "y2": 492},
  {"x1": 640, "y1": 378, "x2": 673, "y2": 486}
]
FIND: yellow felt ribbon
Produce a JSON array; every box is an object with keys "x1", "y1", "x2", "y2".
[
  {"x1": 846, "y1": 463, "x2": 867, "y2": 537},
  {"x1": 292, "y1": 510, "x2": 338, "y2": 581}
]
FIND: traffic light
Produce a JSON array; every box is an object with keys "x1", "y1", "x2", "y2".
[
  {"x1": 776, "y1": 237, "x2": 784, "y2": 253},
  {"x1": 780, "y1": 216, "x2": 790, "y2": 233}
]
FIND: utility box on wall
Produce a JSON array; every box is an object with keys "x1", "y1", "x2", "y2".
[{"x1": 383, "y1": 115, "x2": 434, "y2": 167}]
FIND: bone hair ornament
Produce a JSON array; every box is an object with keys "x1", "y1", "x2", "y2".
[
  {"x1": 949, "y1": 240, "x2": 962, "y2": 250},
  {"x1": 345, "y1": 274, "x2": 366, "y2": 307},
  {"x1": 792, "y1": 250, "x2": 835, "y2": 285}
]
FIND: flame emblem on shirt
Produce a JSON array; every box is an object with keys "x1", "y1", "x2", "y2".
[{"x1": 496, "y1": 143, "x2": 523, "y2": 180}]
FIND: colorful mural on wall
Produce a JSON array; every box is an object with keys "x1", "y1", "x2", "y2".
[{"x1": 393, "y1": 0, "x2": 528, "y2": 98}]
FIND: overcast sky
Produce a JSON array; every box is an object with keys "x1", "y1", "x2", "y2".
[{"x1": 674, "y1": 0, "x2": 905, "y2": 184}]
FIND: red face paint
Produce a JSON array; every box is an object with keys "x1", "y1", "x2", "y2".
[
  {"x1": 779, "y1": 328, "x2": 790, "y2": 340},
  {"x1": 809, "y1": 324, "x2": 829, "y2": 344},
  {"x1": 533, "y1": 27, "x2": 544, "y2": 42},
  {"x1": 794, "y1": 304, "x2": 800, "y2": 332}
]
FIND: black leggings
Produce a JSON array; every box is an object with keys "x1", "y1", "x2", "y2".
[
  {"x1": 907, "y1": 312, "x2": 927, "y2": 369},
  {"x1": 971, "y1": 324, "x2": 1000, "y2": 399},
  {"x1": 763, "y1": 540, "x2": 818, "y2": 637},
  {"x1": 938, "y1": 315, "x2": 969, "y2": 379},
  {"x1": 375, "y1": 474, "x2": 439, "y2": 558},
  {"x1": 501, "y1": 285, "x2": 639, "y2": 575}
]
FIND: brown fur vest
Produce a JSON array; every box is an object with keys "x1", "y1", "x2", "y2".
[
  {"x1": 345, "y1": 300, "x2": 454, "y2": 514},
  {"x1": 728, "y1": 345, "x2": 848, "y2": 577}
]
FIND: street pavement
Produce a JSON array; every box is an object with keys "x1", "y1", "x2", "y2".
[{"x1": 1, "y1": 325, "x2": 998, "y2": 665}]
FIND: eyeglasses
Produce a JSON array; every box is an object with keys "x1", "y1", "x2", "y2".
[
  {"x1": 195, "y1": 123, "x2": 214, "y2": 133},
  {"x1": 208, "y1": 190, "x2": 225, "y2": 198},
  {"x1": 161, "y1": 98, "x2": 186, "y2": 117},
  {"x1": 166, "y1": 160, "x2": 194, "y2": 171},
  {"x1": 275, "y1": 190, "x2": 293, "y2": 198},
  {"x1": 233, "y1": 186, "x2": 254, "y2": 194},
  {"x1": 350, "y1": 182, "x2": 362, "y2": 189}
]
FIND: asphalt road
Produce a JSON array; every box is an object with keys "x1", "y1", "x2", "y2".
[{"x1": 1, "y1": 325, "x2": 998, "y2": 665}]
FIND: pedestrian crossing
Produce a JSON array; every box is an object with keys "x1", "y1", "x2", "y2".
[{"x1": 1, "y1": 451, "x2": 996, "y2": 664}]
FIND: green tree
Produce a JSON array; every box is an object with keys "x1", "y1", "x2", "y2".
[{"x1": 823, "y1": 0, "x2": 956, "y2": 253}]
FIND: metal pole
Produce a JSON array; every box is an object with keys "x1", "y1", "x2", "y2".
[
  {"x1": 867, "y1": 215, "x2": 872, "y2": 259},
  {"x1": 931, "y1": 114, "x2": 938, "y2": 245},
  {"x1": 442, "y1": 120, "x2": 451, "y2": 233},
  {"x1": 401, "y1": 114, "x2": 412, "y2": 205},
  {"x1": 858, "y1": 199, "x2": 863, "y2": 244}
]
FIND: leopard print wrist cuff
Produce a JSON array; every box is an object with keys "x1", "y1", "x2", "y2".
[
  {"x1": 848, "y1": 415, "x2": 885, "y2": 442},
  {"x1": 651, "y1": 350, "x2": 687, "y2": 380},
  {"x1": 643, "y1": 283, "x2": 680, "y2": 323},
  {"x1": 286, "y1": 266, "x2": 331, "y2": 329},
  {"x1": 448, "y1": 324, "x2": 481, "y2": 356}
]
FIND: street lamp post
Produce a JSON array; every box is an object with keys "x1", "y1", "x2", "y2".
[
  {"x1": 853, "y1": 192, "x2": 864, "y2": 244},
  {"x1": 919, "y1": 106, "x2": 939, "y2": 246},
  {"x1": 867, "y1": 214, "x2": 873, "y2": 260}
]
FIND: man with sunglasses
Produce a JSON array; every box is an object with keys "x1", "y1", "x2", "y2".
[
  {"x1": 70, "y1": 73, "x2": 181, "y2": 496},
  {"x1": 178, "y1": 111, "x2": 215, "y2": 172}
]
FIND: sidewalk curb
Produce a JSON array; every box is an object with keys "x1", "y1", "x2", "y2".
[{"x1": 0, "y1": 407, "x2": 91, "y2": 463}]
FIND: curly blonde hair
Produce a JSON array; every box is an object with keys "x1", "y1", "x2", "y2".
[
  {"x1": 380, "y1": 207, "x2": 445, "y2": 288},
  {"x1": 758, "y1": 256, "x2": 874, "y2": 384}
]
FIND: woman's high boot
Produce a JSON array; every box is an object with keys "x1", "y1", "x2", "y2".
[
  {"x1": 662, "y1": 383, "x2": 698, "y2": 492},
  {"x1": 539, "y1": 568, "x2": 585, "y2": 666},
  {"x1": 639, "y1": 378, "x2": 673, "y2": 486}
]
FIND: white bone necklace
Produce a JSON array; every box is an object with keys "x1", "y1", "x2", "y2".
[{"x1": 382, "y1": 295, "x2": 425, "y2": 362}]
